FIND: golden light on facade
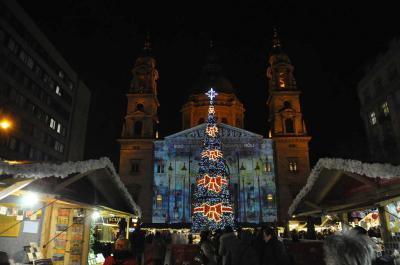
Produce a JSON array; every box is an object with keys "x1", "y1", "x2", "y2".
[
  {"x1": 267, "y1": 193, "x2": 273, "y2": 201},
  {"x1": 0, "y1": 119, "x2": 11, "y2": 130},
  {"x1": 279, "y1": 72, "x2": 285, "y2": 88}
]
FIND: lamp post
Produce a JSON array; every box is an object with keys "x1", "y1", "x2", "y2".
[
  {"x1": 240, "y1": 161, "x2": 246, "y2": 223},
  {"x1": 181, "y1": 162, "x2": 187, "y2": 223},
  {"x1": 167, "y1": 162, "x2": 173, "y2": 223},
  {"x1": 255, "y1": 161, "x2": 263, "y2": 224}
]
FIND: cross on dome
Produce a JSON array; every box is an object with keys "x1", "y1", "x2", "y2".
[{"x1": 206, "y1": 88, "x2": 218, "y2": 101}]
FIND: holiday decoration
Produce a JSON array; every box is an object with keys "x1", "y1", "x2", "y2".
[
  {"x1": 197, "y1": 175, "x2": 228, "y2": 193},
  {"x1": 192, "y1": 88, "x2": 235, "y2": 232}
]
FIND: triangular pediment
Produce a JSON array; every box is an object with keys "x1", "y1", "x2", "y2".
[{"x1": 165, "y1": 123, "x2": 263, "y2": 140}]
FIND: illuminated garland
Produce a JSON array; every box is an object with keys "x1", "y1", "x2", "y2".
[{"x1": 192, "y1": 88, "x2": 235, "y2": 232}]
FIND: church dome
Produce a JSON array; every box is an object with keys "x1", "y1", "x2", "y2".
[
  {"x1": 191, "y1": 69, "x2": 235, "y2": 94},
  {"x1": 191, "y1": 44, "x2": 236, "y2": 95}
]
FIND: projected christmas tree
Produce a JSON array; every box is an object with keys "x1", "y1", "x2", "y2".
[{"x1": 192, "y1": 88, "x2": 235, "y2": 232}]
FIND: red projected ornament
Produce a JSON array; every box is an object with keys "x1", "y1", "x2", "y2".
[
  {"x1": 193, "y1": 203, "x2": 233, "y2": 222},
  {"x1": 206, "y1": 126, "x2": 218, "y2": 137},
  {"x1": 197, "y1": 174, "x2": 228, "y2": 193},
  {"x1": 202, "y1": 150, "x2": 223, "y2": 160}
]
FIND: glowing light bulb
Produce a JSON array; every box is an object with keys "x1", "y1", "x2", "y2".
[
  {"x1": 21, "y1": 192, "x2": 39, "y2": 207},
  {"x1": 92, "y1": 211, "x2": 100, "y2": 220},
  {"x1": 0, "y1": 119, "x2": 11, "y2": 130}
]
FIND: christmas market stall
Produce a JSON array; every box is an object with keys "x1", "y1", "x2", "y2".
[
  {"x1": 288, "y1": 158, "x2": 400, "y2": 245},
  {"x1": 0, "y1": 158, "x2": 140, "y2": 265}
]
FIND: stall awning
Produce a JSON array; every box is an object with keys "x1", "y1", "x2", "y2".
[
  {"x1": 288, "y1": 158, "x2": 400, "y2": 217},
  {"x1": 0, "y1": 157, "x2": 141, "y2": 217}
]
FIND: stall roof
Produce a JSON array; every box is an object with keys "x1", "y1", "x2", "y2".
[
  {"x1": 0, "y1": 157, "x2": 141, "y2": 217},
  {"x1": 288, "y1": 158, "x2": 400, "y2": 217}
]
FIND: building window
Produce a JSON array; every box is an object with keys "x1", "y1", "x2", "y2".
[
  {"x1": 56, "y1": 123, "x2": 62, "y2": 134},
  {"x1": 131, "y1": 160, "x2": 140, "y2": 173},
  {"x1": 382, "y1": 102, "x2": 390, "y2": 116},
  {"x1": 50, "y1": 118, "x2": 56, "y2": 129},
  {"x1": 267, "y1": 193, "x2": 274, "y2": 208},
  {"x1": 288, "y1": 160, "x2": 298, "y2": 172},
  {"x1": 285, "y1": 118, "x2": 294, "y2": 133},
  {"x1": 55, "y1": 85, "x2": 62, "y2": 96},
  {"x1": 279, "y1": 72, "x2": 285, "y2": 88},
  {"x1": 157, "y1": 162, "x2": 165, "y2": 173},
  {"x1": 370, "y1": 112, "x2": 377, "y2": 125},
  {"x1": 156, "y1": 194, "x2": 162, "y2": 208},
  {"x1": 136, "y1": 103, "x2": 144, "y2": 111},
  {"x1": 54, "y1": 141, "x2": 64, "y2": 153},
  {"x1": 134, "y1": 121, "x2": 143, "y2": 136},
  {"x1": 264, "y1": 162, "x2": 272, "y2": 172}
]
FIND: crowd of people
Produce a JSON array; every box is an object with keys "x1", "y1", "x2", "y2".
[
  {"x1": 100, "y1": 225, "x2": 398, "y2": 265},
  {"x1": 198, "y1": 226, "x2": 291, "y2": 265}
]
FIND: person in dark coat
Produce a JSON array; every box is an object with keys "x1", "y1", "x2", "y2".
[
  {"x1": 219, "y1": 226, "x2": 242, "y2": 265},
  {"x1": 261, "y1": 226, "x2": 290, "y2": 265},
  {"x1": 199, "y1": 231, "x2": 218, "y2": 265},
  {"x1": 130, "y1": 227, "x2": 145, "y2": 265},
  {"x1": 252, "y1": 227, "x2": 265, "y2": 265},
  {"x1": 151, "y1": 231, "x2": 166, "y2": 265},
  {"x1": 238, "y1": 231, "x2": 259, "y2": 265}
]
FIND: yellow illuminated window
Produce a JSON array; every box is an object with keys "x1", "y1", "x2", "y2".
[
  {"x1": 264, "y1": 162, "x2": 272, "y2": 172},
  {"x1": 382, "y1": 102, "x2": 390, "y2": 116},
  {"x1": 279, "y1": 72, "x2": 285, "y2": 88},
  {"x1": 370, "y1": 112, "x2": 377, "y2": 125},
  {"x1": 156, "y1": 194, "x2": 162, "y2": 208},
  {"x1": 289, "y1": 162, "x2": 297, "y2": 172}
]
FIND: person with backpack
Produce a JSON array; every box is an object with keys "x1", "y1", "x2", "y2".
[{"x1": 103, "y1": 239, "x2": 136, "y2": 265}]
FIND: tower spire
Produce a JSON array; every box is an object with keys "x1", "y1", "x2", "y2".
[
  {"x1": 143, "y1": 32, "x2": 151, "y2": 53},
  {"x1": 272, "y1": 27, "x2": 281, "y2": 48}
]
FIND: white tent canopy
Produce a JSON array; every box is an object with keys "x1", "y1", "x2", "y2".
[
  {"x1": 288, "y1": 158, "x2": 400, "y2": 217},
  {"x1": 0, "y1": 157, "x2": 141, "y2": 217}
]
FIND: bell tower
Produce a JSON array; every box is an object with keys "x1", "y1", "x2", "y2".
[
  {"x1": 266, "y1": 29, "x2": 311, "y2": 223},
  {"x1": 118, "y1": 36, "x2": 159, "y2": 222}
]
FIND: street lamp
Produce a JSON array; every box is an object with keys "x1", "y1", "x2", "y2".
[
  {"x1": 255, "y1": 162, "x2": 263, "y2": 223},
  {"x1": 0, "y1": 119, "x2": 11, "y2": 130},
  {"x1": 166, "y1": 162, "x2": 173, "y2": 223}
]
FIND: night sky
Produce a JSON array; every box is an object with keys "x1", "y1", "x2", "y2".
[{"x1": 16, "y1": 1, "x2": 400, "y2": 167}]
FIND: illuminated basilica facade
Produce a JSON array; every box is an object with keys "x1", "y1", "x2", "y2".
[{"x1": 118, "y1": 31, "x2": 310, "y2": 225}]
